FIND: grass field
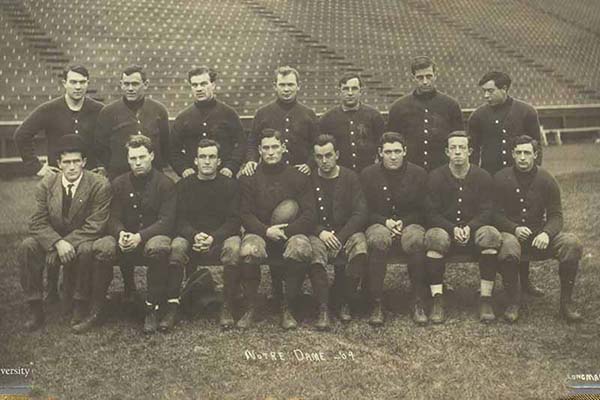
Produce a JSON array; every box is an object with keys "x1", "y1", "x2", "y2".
[{"x1": 1, "y1": 144, "x2": 599, "y2": 400}]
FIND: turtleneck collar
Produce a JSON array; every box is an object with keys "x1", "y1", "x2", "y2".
[
  {"x1": 123, "y1": 96, "x2": 145, "y2": 112},
  {"x1": 276, "y1": 98, "x2": 297, "y2": 110},
  {"x1": 341, "y1": 102, "x2": 361, "y2": 112},
  {"x1": 260, "y1": 161, "x2": 287, "y2": 174},
  {"x1": 381, "y1": 160, "x2": 408, "y2": 176},
  {"x1": 491, "y1": 96, "x2": 513, "y2": 110},
  {"x1": 194, "y1": 97, "x2": 217, "y2": 110},
  {"x1": 413, "y1": 88, "x2": 438, "y2": 100},
  {"x1": 130, "y1": 168, "x2": 154, "y2": 191}
]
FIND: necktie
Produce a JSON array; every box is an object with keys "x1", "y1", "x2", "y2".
[{"x1": 62, "y1": 183, "x2": 74, "y2": 218}]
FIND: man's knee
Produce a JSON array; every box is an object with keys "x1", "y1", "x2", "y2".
[
  {"x1": 144, "y1": 235, "x2": 172, "y2": 258},
  {"x1": 366, "y1": 224, "x2": 392, "y2": 253},
  {"x1": 475, "y1": 225, "x2": 502, "y2": 253},
  {"x1": 283, "y1": 234, "x2": 312, "y2": 262},
  {"x1": 345, "y1": 232, "x2": 368, "y2": 259},
  {"x1": 553, "y1": 232, "x2": 583, "y2": 263},
  {"x1": 169, "y1": 237, "x2": 190, "y2": 267},
  {"x1": 498, "y1": 232, "x2": 521, "y2": 262},
  {"x1": 240, "y1": 234, "x2": 267, "y2": 264},
  {"x1": 424, "y1": 228, "x2": 451, "y2": 256},
  {"x1": 401, "y1": 224, "x2": 426, "y2": 254},
  {"x1": 220, "y1": 236, "x2": 241, "y2": 266},
  {"x1": 93, "y1": 235, "x2": 117, "y2": 262},
  {"x1": 18, "y1": 237, "x2": 42, "y2": 259}
]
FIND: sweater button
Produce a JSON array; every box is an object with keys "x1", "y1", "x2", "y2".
[
  {"x1": 495, "y1": 120, "x2": 499, "y2": 124},
  {"x1": 203, "y1": 122, "x2": 207, "y2": 126},
  {"x1": 503, "y1": 161, "x2": 507, "y2": 165},
  {"x1": 424, "y1": 129, "x2": 428, "y2": 134}
]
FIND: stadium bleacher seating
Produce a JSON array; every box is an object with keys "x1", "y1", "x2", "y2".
[{"x1": 1, "y1": 0, "x2": 599, "y2": 121}]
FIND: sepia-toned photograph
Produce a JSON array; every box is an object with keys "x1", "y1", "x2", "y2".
[{"x1": 1, "y1": 0, "x2": 599, "y2": 399}]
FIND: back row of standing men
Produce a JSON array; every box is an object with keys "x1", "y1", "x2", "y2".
[{"x1": 14, "y1": 56, "x2": 582, "y2": 333}]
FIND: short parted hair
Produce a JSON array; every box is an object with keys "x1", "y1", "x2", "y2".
[
  {"x1": 61, "y1": 65, "x2": 89, "y2": 80},
  {"x1": 410, "y1": 56, "x2": 436, "y2": 75},
  {"x1": 274, "y1": 66, "x2": 300, "y2": 84},
  {"x1": 313, "y1": 134, "x2": 337, "y2": 150},
  {"x1": 57, "y1": 134, "x2": 87, "y2": 160},
  {"x1": 478, "y1": 71, "x2": 511, "y2": 90},
  {"x1": 197, "y1": 138, "x2": 221, "y2": 156},
  {"x1": 338, "y1": 72, "x2": 363, "y2": 88},
  {"x1": 126, "y1": 134, "x2": 154, "y2": 153},
  {"x1": 259, "y1": 128, "x2": 283, "y2": 144},
  {"x1": 512, "y1": 135, "x2": 539, "y2": 153},
  {"x1": 122, "y1": 65, "x2": 147, "y2": 82},
  {"x1": 447, "y1": 130, "x2": 471, "y2": 146},
  {"x1": 188, "y1": 66, "x2": 218, "y2": 83},
  {"x1": 380, "y1": 132, "x2": 406, "y2": 148}
]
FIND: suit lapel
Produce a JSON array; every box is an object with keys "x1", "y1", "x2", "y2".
[
  {"x1": 49, "y1": 174, "x2": 64, "y2": 222},
  {"x1": 68, "y1": 171, "x2": 90, "y2": 221}
]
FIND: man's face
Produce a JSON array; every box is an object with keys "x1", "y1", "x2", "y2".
[
  {"x1": 413, "y1": 65, "x2": 436, "y2": 94},
  {"x1": 446, "y1": 136, "x2": 471, "y2": 167},
  {"x1": 512, "y1": 143, "x2": 537, "y2": 172},
  {"x1": 275, "y1": 73, "x2": 299, "y2": 103},
  {"x1": 194, "y1": 145, "x2": 220, "y2": 177},
  {"x1": 120, "y1": 72, "x2": 148, "y2": 102},
  {"x1": 127, "y1": 145, "x2": 154, "y2": 176},
  {"x1": 58, "y1": 152, "x2": 86, "y2": 182},
  {"x1": 379, "y1": 142, "x2": 407, "y2": 170},
  {"x1": 259, "y1": 136, "x2": 285, "y2": 165},
  {"x1": 62, "y1": 71, "x2": 88, "y2": 102},
  {"x1": 340, "y1": 77, "x2": 362, "y2": 108},
  {"x1": 481, "y1": 80, "x2": 507, "y2": 106},
  {"x1": 190, "y1": 73, "x2": 216, "y2": 102},
  {"x1": 313, "y1": 142, "x2": 339, "y2": 174}
]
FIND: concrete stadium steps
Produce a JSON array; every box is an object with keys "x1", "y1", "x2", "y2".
[{"x1": 1, "y1": 0, "x2": 600, "y2": 120}]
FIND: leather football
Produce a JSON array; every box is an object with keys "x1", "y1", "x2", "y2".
[{"x1": 270, "y1": 199, "x2": 300, "y2": 225}]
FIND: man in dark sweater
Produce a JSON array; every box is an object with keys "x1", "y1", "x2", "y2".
[
  {"x1": 241, "y1": 66, "x2": 318, "y2": 176},
  {"x1": 169, "y1": 139, "x2": 242, "y2": 330},
  {"x1": 468, "y1": 71, "x2": 544, "y2": 297},
  {"x1": 309, "y1": 134, "x2": 368, "y2": 329},
  {"x1": 424, "y1": 131, "x2": 513, "y2": 324},
  {"x1": 14, "y1": 64, "x2": 104, "y2": 303},
  {"x1": 14, "y1": 65, "x2": 104, "y2": 176},
  {"x1": 95, "y1": 65, "x2": 171, "y2": 299},
  {"x1": 239, "y1": 66, "x2": 318, "y2": 304},
  {"x1": 95, "y1": 65, "x2": 170, "y2": 180},
  {"x1": 170, "y1": 66, "x2": 245, "y2": 179},
  {"x1": 360, "y1": 132, "x2": 428, "y2": 326},
  {"x1": 387, "y1": 56, "x2": 464, "y2": 172},
  {"x1": 319, "y1": 73, "x2": 385, "y2": 172},
  {"x1": 239, "y1": 128, "x2": 316, "y2": 330},
  {"x1": 494, "y1": 135, "x2": 583, "y2": 323},
  {"x1": 77, "y1": 135, "x2": 177, "y2": 334}
]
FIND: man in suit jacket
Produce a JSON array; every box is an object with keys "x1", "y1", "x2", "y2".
[{"x1": 18, "y1": 134, "x2": 112, "y2": 331}]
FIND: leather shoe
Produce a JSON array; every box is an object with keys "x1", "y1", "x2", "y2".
[
  {"x1": 559, "y1": 302, "x2": 583, "y2": 323},
  {"x1": 413, "y1": 300, "x2": 428, "y2": 326},
  {"x1": 430, "y1": 294, "x2": 445, "y2": 324},
  {"x1": 281, "y1": 305, "x2": 298, "y2": 330},
  {"x1": 522, "y1": 280, "x2": 544, "y2": 297},
  {"x1": 25, "y1": 301, "x2": 44, "y2": 332},
  {"x1": 236, "y1": 307, "x2": 256, "y2": 330},
  {"x1": 504, "y1": 304, "x2": 520, "y2": 323},
  {"x1": 339, "y1": 304, "x2": 352, "y2": 323},
  {"x1": 479, "y1": 297, "x2": 496, "y2": 323},
  {"x1": 159, "y1": 303, "x2": 178, "y2": 332},
  {"x1": 72, "y1": 309, "x2": 103, "y2": 334},
  {"x1": 368, "y1": 300, "x2": 384, "y2": 326},
  {"x1": 143, "y1": 306, "x2": 159, "y2": 334},
  {"x1": 315, "y1": 305, "x2": 331, "y2": 331}
]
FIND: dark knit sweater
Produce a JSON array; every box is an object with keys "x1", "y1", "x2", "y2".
[
  {"x1": 319, "y1": 104, "x2": 385, "y2": 172},
  {"x1": 175, "y1": 174, "x2": 240, "y2": 244},
  {"x1": 96, "y1": 97, "x2": 170, "y2": 179},
  {"x1": 107, "y1": 169, "x2": 176, "y2": 241},
  {"x1": 240, "y1": 162, "x2": 316, "y2": 237},
  {"x1": 360, "y1": 162, "x2": 428, "y2": 226},
  {"x1": 170, "y1": 98, "x2": 245, "y2": 176},
  {"x1": 14, "y1": 96, "x2": 104, "y2": 172},
  {"x1": 468, "y1": 96, "x2": 542, "y2": 174},
  {"x1": 311, "y1": 166, "x2": 368, "y2": 244},
  {"x1": 387, "y1": 89, "x2": 463, "y2": 171},
  {"x1": 247, "y1": 99, "x2": 318, "y2": 165},
  {"x1": 493, "y1": 166, "x2": 563, "y2": 238},
  {"x1": 425, "y1": 164, "x2": 494, "y2": 232}
]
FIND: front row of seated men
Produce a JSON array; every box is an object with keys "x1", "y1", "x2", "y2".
[{"x1": 18, "y1": 129, "x2": 584, "y2": 334}]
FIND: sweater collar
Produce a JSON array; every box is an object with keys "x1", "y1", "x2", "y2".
[
  {"x1": 123, "y1": 96, "x2": 145, "y2": 112},
  {"x1": 412, "y1": 88, "x2": 438, "y2": 100},
  {"x1": 276, "y1": 98, "x2": 297, "y2": 110},
  {"x1": 491, "y1": 96, "x2": 513, "y2": 111},
  {"x1": 194, "y1": 97, "x2": 217, "y2": 110},
  {"x1": 260, "y1": 161, "x2": 287, "y2": 175}
]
